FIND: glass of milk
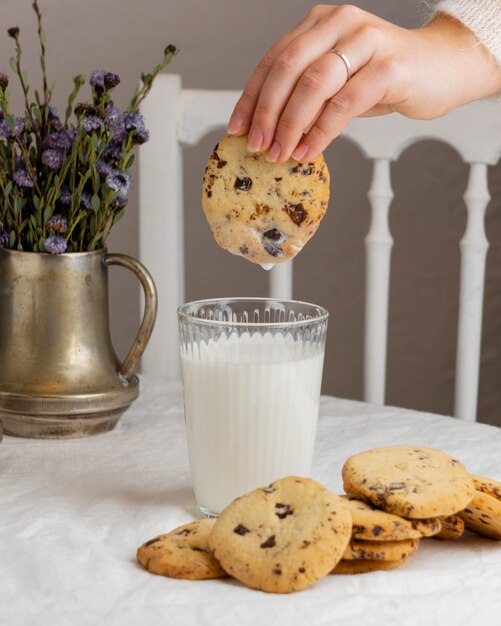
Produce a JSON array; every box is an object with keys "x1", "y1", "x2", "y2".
[{"x1": 178, "y1": 297, "x2": 328, "y2": 517}]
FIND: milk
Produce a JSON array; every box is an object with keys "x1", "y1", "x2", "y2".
[{"x1": 180, "y1": 332, "x2": 324, "y2": 515}]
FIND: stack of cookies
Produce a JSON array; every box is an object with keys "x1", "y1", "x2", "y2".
[
  {"x1": 331, "y1": 496, "x2": 439, "y2": 574},
  {"x1": 136, "y1": 446, "x2": 501, "y2": 594}
]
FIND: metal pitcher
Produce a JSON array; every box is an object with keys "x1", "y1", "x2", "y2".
[{"x1": 0, "y1": 247, "x2": 157, "y2": 438}]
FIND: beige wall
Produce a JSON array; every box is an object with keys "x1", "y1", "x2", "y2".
[{"x1": 1, "y1": 1, "x2": 499, "y2": 426}]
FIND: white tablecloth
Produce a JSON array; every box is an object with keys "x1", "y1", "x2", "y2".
[{"x1": 1, "y1": 376, "x2": 501, "y2": 626}]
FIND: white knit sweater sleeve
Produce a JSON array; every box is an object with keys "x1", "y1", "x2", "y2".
[{"x1": 434, "y1": 0, "x2": 501, "y2": 64}]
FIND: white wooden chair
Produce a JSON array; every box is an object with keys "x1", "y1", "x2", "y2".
[{"x1": 139, "y1": 73, "x2": 501, "y2": 422}]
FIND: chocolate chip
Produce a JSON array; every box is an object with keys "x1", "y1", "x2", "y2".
[
  {"x1": 298, "y1": 567, "x2": 306, "y2": 573},
  {"x1": 207, "y1": 190, "x2": 212, "y2": 198},
  {"x1": 176, "y1": 529, "x2": 191, "y2": 536},
  {"x1": 234, "y1": 524, "x2": 250, "y2": 536},
  {"x1": 274, "y1": 177, "x2": 282, "y2": 182},
  {"x1": 144, "y1": 537, "x2": 161, "y2": 546},
  {"x1": 217, "y1": 160, "x2": 227, "y2": 169},
  {"x1": 284, "y1": 202, "x2": 307, "y2": 225},
  {"x1": 234, "y1": 176, "x2": 252, "y2": 190},
  {"x1": 301, "y1": 166, "x2": 312, "y2": 175},
  {"x1": 263, "y1": 228, "x2": 282, "y2": 241},
  {"x1": 239, "y1": 244, "x2": 249, "y2": 255},
  {"x1": 273, "y1": 568, "x2": 282, "y2": 575},
  {"x1": 275, "y1": 503, "x2": 293, "y2": 519},
  {"x1": 301, "y1": 540, "x2": 311, "y2": 549},
  {"x1": 262, "y1": 486, "x2": 276, "y2": 494},
  {"x1": 264, "y1": 243, "x2": 283, "y2": 257},
  {"x1": 260, "y1": 535, "x2": 276, "y2": 549},
  {"x1": 389, "y1": 482, "x2": 407, "y2": 490},
  {"x1": 372, "y1": 525, "x2": 384, "y2": 536}
]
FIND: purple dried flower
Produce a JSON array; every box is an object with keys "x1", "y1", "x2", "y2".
[
  {"x1": 122, "y1": 111, "x2": 145, "y2": 132},
  {"x1": 58, "y1": 186, "x2": 72, "y2": 205},
  {"x1": 47, "y1": 106, "x2": 64, "y2": 131},
  {"x1": 96, "y1": 159, "x2": 114, "y2": 178},
  {"x1": 74, "y1": 102, "x2": 97, "y2": 117},
  {"x1": 42, "y1": 148, "x2": 65, "y2": 170},
  {"x1": 0, "y1": 72, "x2": 8, "y2": 89},
  {"x1": 43, "y1": 130, "x2": 74, "y2": 151},
  {"x1": 90, "y1": 70, "x2": 106, "y2": 88},
  {"x1": 80, "y1": 192, "x2": 92, "y2": 211},
  {"x1": 0, "y1": 228, "x2": 9, "y2": 245},
  {"x1": 13, "y1": 168, "x2": 35, "y2": 188},
  {"x1": 121, "y1": 111, "x2": 150, "y2": 144},
  {"x1": 44, "y1": 235, "x2": 67, "y2": 254},
  {"x1": 106, "y1": 170, "x2": 131, "y2": 196},
  {"x1": 103, "y1": 140, "x2": 123, "y2": 162},
  {"x1": 90, "y1": 70, "x2": 120, "y2": 90},
  {"x1": 104, "y1": 72, "x2": 120, "y2": 89},
  {"x1": 111, "y1": 195, "x2": 127, "y2": 210},
  {"x1": 46, "y1": 214, "x2": 68, "y2": 235},
  {"x1": 0, "y1": 116, "x2": 27, "y2": 139},
  {"x1": 132, "y1": 127, "x2": 149, "y2": 144},
  {"x1": 104, "y1": 105, "x2": 119, "y2": 122},
  {"x1": 81, "y1": 115, "x2": 102, "y2": 133}
]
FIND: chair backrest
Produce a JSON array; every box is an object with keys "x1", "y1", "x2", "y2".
[{"x1": 139, "y1": 73, "x2": 501, "y2": 422}]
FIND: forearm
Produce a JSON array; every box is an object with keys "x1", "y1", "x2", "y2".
[
  {"x1": 418, "y1": 11, "x2": 501, "y2": 105},
  {"x1": 433, "y1": 0, "x2": 501, "y2": 66}
]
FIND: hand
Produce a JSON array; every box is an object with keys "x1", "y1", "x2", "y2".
[{"x1": 227, "y1": 5, "x2": 501, "y2": 163}]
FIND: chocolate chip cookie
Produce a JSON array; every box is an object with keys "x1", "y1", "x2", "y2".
[
  {"x1": 459, "y1": 490, "x2": 501, "y2": 540},
  {"x1": 343, "y1": 537, "x2": 419, "y2": 561},
  {"x1": 202, "y1": 135, "x2": 330, "y2": 266},
  {"x1": 471, "y1": 474, "x2": 501, "y2": 501},
  {"x1": 137, "y1": 519, "x2": 226, "y2": 579},
  {"x1": 342, "y1": 446, "x2": 475, "y2": 519},
  {"x1": 341, "y1": 496, "x2": 441, "y2": 541},
  {"x1": 433, "y1": 514, "x2": 465, "y2": 540},
  {"x1": 208, "y1": 476, "x2": 351, "y2": 593}
]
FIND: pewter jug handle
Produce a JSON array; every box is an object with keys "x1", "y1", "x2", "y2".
[{"x1": 104, "y1": 253, "x2": 158, "y2": 380}]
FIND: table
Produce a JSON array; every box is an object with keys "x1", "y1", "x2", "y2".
[{"x1": 1, "y1": 376, "x2": 501, "y2": 626}]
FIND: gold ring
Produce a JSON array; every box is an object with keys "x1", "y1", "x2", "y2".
[{"x1": 329, "y1": 49, "x2": 352, "y2": 80}]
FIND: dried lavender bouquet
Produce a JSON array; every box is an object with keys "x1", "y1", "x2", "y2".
[{"x1": 0, "y1": 1, "x2": 177, "y2": 253}]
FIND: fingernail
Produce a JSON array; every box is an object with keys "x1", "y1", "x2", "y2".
[
  {"x1": 292, "y1": 143, "x2": 309, "y2": 161},
  {"x1": 265, "y1": 140, "x2": 281, "y2": 163},
  {"x1": 247, "y1": 128, "x2": 263, "y2": 153},
  {"x1": 227, "y1": 111, "x2": 243, "y2": 135}
]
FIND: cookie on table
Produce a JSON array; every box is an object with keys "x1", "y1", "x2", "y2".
[
  {"x1": 332, "y1": 557, "x2": 409, "y2": 575},
  {"x1": 343, "y1": 537, "x2": 419, "y2": 561},
  {"x1": 341, "y1": 496, "x2": 441, "y2": 541},
  {"x1": 202, "y1": 135, "x2": 330, "y2": 266},
  {"x1": 342, "y1": 446, "x2": 475, "y2": 519},
  {"x1": 458, "y1": 491, "x2": 501, "y2": 540},
  {"x1": 433, "y1": 514, "x2": 465, "y2": 540},
  {"x1": 208, "y1": 476, "x2": 351, "y2": 593},
  {"x1": 471, "y1": 474, "x2": 501, "y2": 501},
  {"x1": 137, "y1": 519, "x2": 226, "y2": 580}
]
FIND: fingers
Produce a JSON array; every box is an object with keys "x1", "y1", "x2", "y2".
[
  {"x1": 227, "y1": 11, "x2": 319, "y2": 139},
  {"x1": 267, "y1": 28, "x2": 379, "y2": 162},
  {"x1": 290, "y1": 59, "x2": 395, "y2": 161},
  {"x1": 228, "y1": 5, "x2": 368, "y2": 152}
]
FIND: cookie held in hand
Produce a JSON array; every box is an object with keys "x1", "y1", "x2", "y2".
[{"x1": 202, "y1": 135, "x2": 330, "y2": 266}]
